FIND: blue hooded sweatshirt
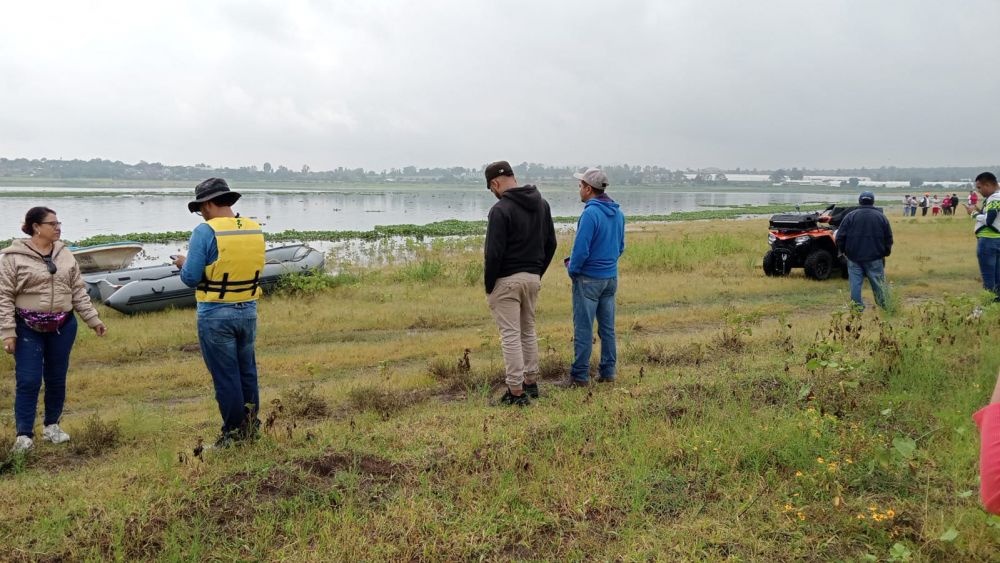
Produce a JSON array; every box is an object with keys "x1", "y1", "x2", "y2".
[{"x1": 568, "y1": 195, "x2": 625, "y2": 279}]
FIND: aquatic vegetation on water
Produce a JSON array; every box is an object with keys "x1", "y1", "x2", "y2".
[{"x1": 0, "y1": 204, "x2": 802, "y2": 251}]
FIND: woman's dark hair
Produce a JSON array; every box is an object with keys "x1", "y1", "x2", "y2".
[{"x1": 21, "y1": 207, "x2": 56, "y2": 236}]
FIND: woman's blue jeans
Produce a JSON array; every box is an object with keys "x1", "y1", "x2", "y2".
[
  {"x1": 197, "y1": 302, "x2": 260, "y2": 435},
  {"x1": 571, "y1": 275, "x2": 618, "y2": 382},
  {"x1": 14, "y1": 315, "x2": 78, "y2": 437}
]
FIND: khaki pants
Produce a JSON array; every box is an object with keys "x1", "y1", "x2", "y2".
[{"x1": 487, "y1": 272, "x2": 541, "y2": 390}]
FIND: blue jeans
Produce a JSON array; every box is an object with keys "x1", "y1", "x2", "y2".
[
  {"x1": 977, "y1": 237, "x2": 1000, "y2": 299},
  {"x1": 13, "y1": 315, "x2": 78, "y2": 437},
  {"x1": 571, "y1": 275, "x2": 618, "y2": 381},
  {"x1": 847, "y1": 259, "x2": 888, "y2": 310},
  {"x1": 197, "y1": 302, "x2": 260, "y2": 435}
]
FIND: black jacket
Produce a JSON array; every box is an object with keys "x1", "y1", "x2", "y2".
[
  {"x1": 835, "y1": 204, "x2": 893, "y2": 263},
  {"x1": 484, "y1": 185, "x2": 557, "y2": 293}
]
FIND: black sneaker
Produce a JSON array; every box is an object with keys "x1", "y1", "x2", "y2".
[
  {"x1": 212, "y1": 432, "x2": 237, "y2": 449},
  {"x1": 499, "y1": 389, "x2": 530, "y2": 406},
  {"x1": 596, "y1": 376, "x2": 616, "y2": 384},
  {"x1": 523, "y1": 382, "x2": 539, "y2": 399}
]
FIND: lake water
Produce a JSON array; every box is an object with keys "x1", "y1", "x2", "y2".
[{"x1": 0, "y1": 184, "x2": 852, "y2": 240}]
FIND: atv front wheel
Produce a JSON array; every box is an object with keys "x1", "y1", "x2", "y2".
[
  {"x1": 763, "y1": 250, "x2": 790, "y2": 276},
  {"x1": 804, "y1": 250, "x2": 834, "y2": 280}
]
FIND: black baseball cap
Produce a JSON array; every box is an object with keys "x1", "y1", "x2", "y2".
[{"x1": 484, "y1": 161, "x2": 514, "y2": 189}]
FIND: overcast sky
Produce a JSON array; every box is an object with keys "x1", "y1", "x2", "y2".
[{"x1": 1, "y1": 1, "x2": 997, "y2": 171}]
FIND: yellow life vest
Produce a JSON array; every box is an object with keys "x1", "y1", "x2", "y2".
[{"x1": 196, "y1": 216, "x2": 266, "y2": 303}]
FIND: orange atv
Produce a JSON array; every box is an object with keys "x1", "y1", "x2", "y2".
[{"x1": 763, "y1": 205, "x2": 857, "y2": 280}]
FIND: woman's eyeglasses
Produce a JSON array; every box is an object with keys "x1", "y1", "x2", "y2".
[{"x1": 40, "y1": 221, "x2": 62, "y2": 227}]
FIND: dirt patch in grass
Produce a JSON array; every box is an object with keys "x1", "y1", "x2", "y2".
[
  {"x1": 295, "y1": 450, "x2": 408, "y2": 479},
  {"x1": 345, "y1": 385, "x2": 429, "y2": 419},
  {"x1": 428, "y1": 349, "x2": 504, "y2": 392},
  {"x1": 639, "y1": 341, "x2": 706, "y2": 366}
]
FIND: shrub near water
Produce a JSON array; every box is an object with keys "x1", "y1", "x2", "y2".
[{"x1": 275, "y1": 271, "x2": 359, "y2": 294}]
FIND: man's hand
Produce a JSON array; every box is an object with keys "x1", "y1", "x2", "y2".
[
  {"x1": 3, "y1": 337, "x2": 14, "y2": 355},
  {"x1": 93, "y1": 323, "x2": 107, "y2": 337},
  {"x1": 172, "y1": 254, "x2": 186, "y2": 268}
]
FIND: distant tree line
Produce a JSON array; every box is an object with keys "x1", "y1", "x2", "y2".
[{"x1": 0, "y1": 157, "x2": 994, "y2": 186}]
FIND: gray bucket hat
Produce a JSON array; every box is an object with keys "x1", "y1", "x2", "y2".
[{"x1": 187, "y1": 178, "x2": 241, "y2": 213}]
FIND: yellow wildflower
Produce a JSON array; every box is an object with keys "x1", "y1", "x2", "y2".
[
  {"x1": 872, "y1": 514, "x2": 885, "y2": 522},
  {"x1": 846, "y1": 458, "x2": 853, "y2": 464},
  {"x1": 817, "y1": 457, "x2": 825, "y2": 464},
  {"x1": 784, "y1": 504, "x2": 793, "y2": 511},
  {"x1": 827, "y1": 462, "x2": 838, "y2": 473},
  {"x1": 795, "y1": 471, "x2": 803, "y2": 477},
  {"x1": 856, "y1": 514, "x2": 866, "y2": 520},
  {"x1": 886, "y1": 509, "x2": 895, "y2": 519},
  {"x1": 797, "y1": 512, "x2": 806, "y2": 521}
]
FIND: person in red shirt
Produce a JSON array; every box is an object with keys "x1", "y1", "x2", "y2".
[{"x1": 975, "y1": 368, "x2": 1000, "y2": 514}]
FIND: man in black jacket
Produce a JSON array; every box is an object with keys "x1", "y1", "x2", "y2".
[
  {"x1": 483, "y1": 161, "x2": 557, "y2": 406},
  {"x1": 835, "y1": 191, "x2": 894, "y2": 311}
]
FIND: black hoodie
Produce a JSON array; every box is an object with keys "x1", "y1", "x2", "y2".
[{"x1": 484, "y1": 185, "x2": 557, "y2": 293}]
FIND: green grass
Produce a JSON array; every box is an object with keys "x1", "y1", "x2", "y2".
[{"x1": 0, "y1": 214, "x2": 997, "y2": 560}]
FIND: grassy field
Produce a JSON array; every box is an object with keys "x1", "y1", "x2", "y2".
[{"x1": 1, "y1": 213, "x2": 999, "y2": 561}]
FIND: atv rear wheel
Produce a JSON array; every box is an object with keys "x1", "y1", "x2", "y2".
[
  {"x1": 763, "y1": 250, "x2": 790, "y2": 276},
  {"x1": 804, "y1": 249, "x2": 834, "y2": 280}
]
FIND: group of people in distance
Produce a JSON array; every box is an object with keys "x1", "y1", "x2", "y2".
[
  {"x1": 901, "y1": 191, "x2": 973, "y2": 217},
  {"x1": 4, "y1": 165, "x2": 1000, "y2": 519}
]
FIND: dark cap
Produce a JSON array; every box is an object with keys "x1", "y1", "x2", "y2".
[
  {"x1": 859, "y1": 191, "x2": 875, "y2": 204},
  {"x1": 484, "y1": 161, "x2": 514, "y2": 189},
  {"x1": 187, "y1": 178, "x2": 242, "y2": 213}
]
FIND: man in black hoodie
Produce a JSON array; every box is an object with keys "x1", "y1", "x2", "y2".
[{"x1": 483, "y1": 161, "x2": 557, "y2": 406}]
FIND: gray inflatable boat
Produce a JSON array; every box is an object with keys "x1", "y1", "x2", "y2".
[{"x1": 85, "y1": 244, "x2": 325, "y2": 314}]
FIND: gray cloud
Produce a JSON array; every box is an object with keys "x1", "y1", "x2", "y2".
[{"x1": 1, "y1": 0, "x2": 997, "y2": 170}]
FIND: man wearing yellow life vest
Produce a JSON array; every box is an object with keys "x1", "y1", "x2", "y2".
[{"x1": 173, "y1": 178, "x2": 265, "y2": 448}]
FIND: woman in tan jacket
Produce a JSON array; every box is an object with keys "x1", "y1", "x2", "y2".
[{"x1": 0, "y1": 207, "x2": 107, "y2": 453}]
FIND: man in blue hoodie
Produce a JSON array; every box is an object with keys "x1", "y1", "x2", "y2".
[{"x1": 567, "y1": 168, "x2": 626, "y2": 385}]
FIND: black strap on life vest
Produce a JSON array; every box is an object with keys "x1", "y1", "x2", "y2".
[{"x1": 197, "y1": 270, "x2": 261, "y2": 297}]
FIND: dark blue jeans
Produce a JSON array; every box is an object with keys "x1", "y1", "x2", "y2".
[
  {"x1": 977, "y1": 237, "x2": 1000, "y2": 299},
  {"x1": 847, "y1": 259, "x2": 888, "y2": 310},
  {"x1": 197, "y1": 302, "x2": 260, "y2": 435},
  {"x1": 571, "y1": 275, "x2": 618, "y2": 382},
  {"x1": 14, "y1": 315, "x2": 78, "y2": 437}
]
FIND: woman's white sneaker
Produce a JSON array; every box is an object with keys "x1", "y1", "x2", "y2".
[
  {"x1": 42, "y1": 424, "x2": 71, "y2": 444},
  {"x1": 11, "y1": 435, "x2": 33, "y2": 453}
]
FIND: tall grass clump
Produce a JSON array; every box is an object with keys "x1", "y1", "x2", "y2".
[
  {"x1": 396, "y1": 258, "x2": 444, "y2": 282},
  {"x1": 621, "y1": 233, "x2": 749, "y2": 272},
  {"x1": 70, "y1": 414, "x2": 122, "y2": 456}
]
